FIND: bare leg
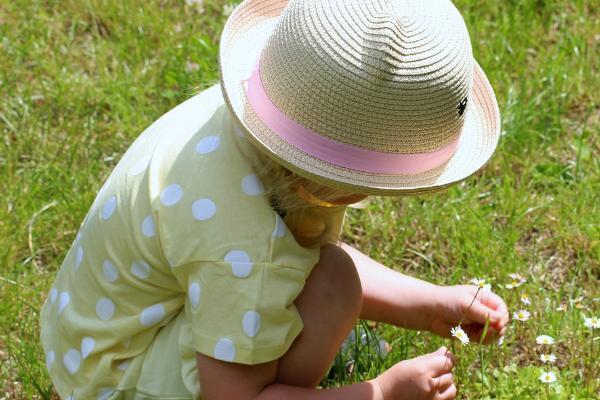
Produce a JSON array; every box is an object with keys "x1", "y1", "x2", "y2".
[
  {"x1": 195, "y1": 244, "x2": 457, "y2": 399},
  {"x1": 275, "y1": 243, "x2": 363, "y2": 387}
]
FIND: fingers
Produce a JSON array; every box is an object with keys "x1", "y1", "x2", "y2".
[
  {"x1": 479, "y1": 291, "x2": 509, "y2": 327},
  {"x1": 427, "y1": 347, "x2": 455, "y2": 375},
  {"x1": 433, "y1": 372, "x2": 454, "y2": 391},
  {"x1": 461, "y1": 291, "x2": 510, "y2": 344},
  {"x1": 463, "y1": 299, "x2": 497, "y2": 326},
  {"x1": 435, "y1": 383, "x2": 457, "y2": 400},
  {"x1": 433, "y1": 346, "x2": 448, "y2": 356}
]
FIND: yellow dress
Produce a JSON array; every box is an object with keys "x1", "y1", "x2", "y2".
[{"x1": 39, "y1": 84, "x2": 348, "y2": 400}]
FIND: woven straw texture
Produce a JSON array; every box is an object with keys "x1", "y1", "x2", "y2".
[{"x1": 219, "y1": 0, "x2": 500, "y2": 195}]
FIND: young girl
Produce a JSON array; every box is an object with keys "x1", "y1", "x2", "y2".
[{"x1": 40, "y1": 0, "x2": 508, "y2": 399}]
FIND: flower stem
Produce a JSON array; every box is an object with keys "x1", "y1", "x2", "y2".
[
  {"x1": 451, "y1": 340, "x2": 459, "y2": 391},
  {"x1": 458, "y1": 287, "x2": 482, "y2": 327},
  {"x1": 479, "y1": 346, "x2": 485, "y2": 388},
  {"x1": 587, "y1": 328, "x2": 594, "y2": 395}
]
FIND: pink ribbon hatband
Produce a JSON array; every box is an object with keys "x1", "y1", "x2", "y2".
[{"x1": 245, "y1": 61, "x2": 460, "y2": 175}]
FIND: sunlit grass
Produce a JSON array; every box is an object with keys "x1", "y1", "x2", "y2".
[{"x1": 0, "y1": 0, "x2": 598, "y2": 398}]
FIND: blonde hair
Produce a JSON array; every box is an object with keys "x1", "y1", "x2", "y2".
[{"x1": 251, "y1": 149, "x2": 349, "y2": 214}]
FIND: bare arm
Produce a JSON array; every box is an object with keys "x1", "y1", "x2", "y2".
[
  {"x1": 340, "y1": 242, "x2": 509, "y2": 340},
  {"x1": 340, "y1": 242, "x2": 439, "y2": 331},
  {"x1": 196, "y1": 353, "x2": 383, "y2": 400}
]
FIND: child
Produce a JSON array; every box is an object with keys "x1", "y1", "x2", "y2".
[{"x1": 40, "y1": 0, "x2": 508, "y2": 399}]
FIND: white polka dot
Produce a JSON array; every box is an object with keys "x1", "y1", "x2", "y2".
[
  {"x1": 96, "y1": 298, "x2": 115, "y2": 321},
  {"x1": 141, "y1": 215, "x2": 155, "y2": 237},
  {"x1": 58, "y1": 292, "x2": 70, "y2": 315},
  {"x1": 75, "y1": 246, "x2": 84, "y2": 270},
  {"x1": 101, "y1": 196, "x2": 117, "y2": 220},
  {"x1": 81, "y1": 337, "x2": 95, "y2": 359},
  {"x1": 225, "y1": 250, "x2": 253, "y2": 278},
  {"x1": 272, "y1": 214, "x2": 286, "y2": 238},
  {"x1": 192, "y1": 198, "x2": 216, "y2": 221},
  {"x1": 242, "y1": 174, "x2": 264, "y2": 196},
  {"x1": 140, "y1": 304, "x2": 165, "y2": 327},
  {"x1": 102, "y1": 260, "x2": 119, "y2": 282},
  {"x1": 97, "y1": 388, "x2": 115, "y2": 400},
  {"x1": 117, "y1": 359, "x2": 131, "y2": 371},
  {"x1": 196, "y1": 135, "x2": 221, "y2": 154},
  {"x1": 46, "y1": 350, "x2": 55, "y2": 368},
  {"x1": 131, "y1": 260, "x2": 151, "y2": 279},
  {"x1": 129, "y1": 155, "x2": 151, "y2": 176},
  {"x1": 49, "y1": 288, "x2": 58, "y2": 304},
  {"x1": 214, "y1": 338, "x2": 236, "y2": 362},
  {"x1": 160, "y1": 184, "x2": 183, "y2": 206},
  {"x1": 242, "y1": 311, "x2": 261, "y2": 338},
  {"x1": 63, "y1": 349, "x2": 82, "y2": 374},
  {"x1": 188, "y1": 282, "x2": 201, "y2": 309}
]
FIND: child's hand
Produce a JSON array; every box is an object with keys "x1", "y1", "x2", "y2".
[
  {"x1": 428, "y1": 285, "x2": 509, "y2": 344},
  {"x1": 374, "y1": 346, "x2": 457, "y2": 400}
]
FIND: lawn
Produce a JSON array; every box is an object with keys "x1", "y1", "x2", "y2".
[{"x1": 0, "y1": 0, "x2": 598, "y2": 398}]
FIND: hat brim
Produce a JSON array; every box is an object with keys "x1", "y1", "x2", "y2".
[{"x1": 219, "y1": 0, "x2": 501, "y2": 196}]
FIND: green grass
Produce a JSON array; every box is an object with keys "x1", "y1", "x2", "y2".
[{"x1": 0, "y1": 0, "x2": 598, "y2": 398}]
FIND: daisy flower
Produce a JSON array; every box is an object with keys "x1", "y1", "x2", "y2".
[
  {"x1": 513, "y1": 310, "x2": 531, "y2": 321},
  {"x1": 571, "y1": 296, "x2": 585, "y2": 309},
  {"x1": 539, "y1": 353, "x2": 557, "y2": 364},
  {"x1": 451, "y1": 326, "x2": 470, "y2": 345},
  {"x1": 509, "y1": 272, "x2": 527, "y2": 283},
  {"x1": 539, "y1": 371, "x2": 557, "y2": 384},
  {"x1": 520, "y1": 294, "x2": 531, "y2": 305},
  {"x1": 584, "y1": 316, "x2": 600, "y2": 329},
  {"x1": 505, "y1": 280, "x2": 523, "y2": 289},
  {"x1": 536, "y1": 335, "x2": 555, "y2": 345},
  {"x1": 470, "y1": 278, "x2": 486, "y2": 289}
]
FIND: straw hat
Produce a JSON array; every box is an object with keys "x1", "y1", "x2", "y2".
[{"x1": 219, "y1": 0, "x2": 500, "y2": 195}]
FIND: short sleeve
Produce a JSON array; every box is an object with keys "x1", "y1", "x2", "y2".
[
  {"x1": 151, "y1": 102, "x2": 322, "y2": 364},
  {"x1": 173, "y1": 247, "x2": 318, "y2": 365}
]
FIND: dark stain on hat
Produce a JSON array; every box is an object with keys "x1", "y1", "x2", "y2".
[{"x1": 458, "y1": 97, "x2": 468, "y2": 117}]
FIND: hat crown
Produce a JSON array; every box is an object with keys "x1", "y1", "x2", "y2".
[{"x1": 259, "y1": 0, "x2": 474, "y2": 153}]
